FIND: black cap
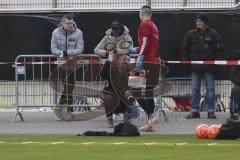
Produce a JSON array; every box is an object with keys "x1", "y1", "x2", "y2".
[
  {"x1": 111, "y1": 21, "x2": 123, "y2": 31},
  {"x1": 110, "y1": 21, "x2": 124, "y2": 36},
  {"x1": 196, "y1": 13, "x2": 208, "y2": 25}
]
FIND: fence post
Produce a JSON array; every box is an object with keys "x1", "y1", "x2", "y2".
[
  {"x1": 53, "y1": 82, "x2": 58, "y2": 105},
  {"x1": 146, "y1": 0, "x2": 151, "y2": 6},
  {"x1": 183, "y1": 0, "x2": 187, "y2": 7},
  {"x1": 52, "y1": 0, "x2": 57, "y2": 9},
  {"x1": 12, "y1": 56, "x2": 24, "y2": 123}
]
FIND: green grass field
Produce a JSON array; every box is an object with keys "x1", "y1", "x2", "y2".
[{"x1": 0, "y1": 134, "x2": 239, "y2": 160}]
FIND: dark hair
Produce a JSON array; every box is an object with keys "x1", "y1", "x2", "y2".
[
  {"x1": 141, "y1": 5, "x2": 151, "y2": 10},
  {"x1": 62, "y1": 14, "x2": 74, "y2": 21},
  {"x1": 141, "y1": 5, "x2": 152, "y2": 16},
  {"x1": 111, "y1": 21, "x2": 122, "y2": 30},
  {"x1": 196, "y1": 13, "x2": 208, "y2": 25}
]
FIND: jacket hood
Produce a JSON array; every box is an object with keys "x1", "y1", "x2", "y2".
[
  {"x1": 105, "y1": 26, "x2": 129, "y2": 36},
  {"x1": 58, "y1": 21, "x2": 77, "y2": 33}
]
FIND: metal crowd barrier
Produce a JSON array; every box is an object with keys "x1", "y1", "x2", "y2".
[
  {"x1": 0, "y1": 79, "x2": 15, "y2": 109},
  {"x1": 162, "y1": 77, "x2": 233, "y2": 112},
  {"x1": 11, "y1": 54, "x2": 235, "y2": 122},
  {"x1": 13, "y1": 54, "x2": 105, "y2": 122}
]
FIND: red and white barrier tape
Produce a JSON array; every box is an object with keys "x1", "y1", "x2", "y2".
[{"x1": 164, "y1": 60, "x2": 240, "y2": 65}]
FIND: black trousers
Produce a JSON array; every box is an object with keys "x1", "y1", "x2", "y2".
[
  {"x1": 136, "y1": 63, "x2": 160, "y2": 116},
  {"x1": 136, "y1": 86, "x2": 155, "y2": 115},
  {"x1": 230, "y1": 85, "x2": 240, "y2": 113},
  {"x1": 62, "y1": 71, "x2": 75, "y2": 97},
  {"x1": 104, "y1": 86, "x2": 129, "y2": 118}
]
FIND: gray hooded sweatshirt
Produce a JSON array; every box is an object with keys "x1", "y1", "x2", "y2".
[{"x1": 51, "y1": 22, "x2": 84, "y2": 58}]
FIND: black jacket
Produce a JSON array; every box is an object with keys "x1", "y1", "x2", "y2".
[
  {"x1": 182, "y1": 27, "x2": 222, "y2": 73},
  {"x1": 229, "y1": 66, "x2": 240, "y2": 86}
]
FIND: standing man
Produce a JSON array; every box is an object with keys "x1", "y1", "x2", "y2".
[
  {"x1": 128, "y1": 5, "x2": 160, "y2": 131},
  {"x1": 51, "y1": 14, "x2": 84, "y2": 105},
  {"x1": 182, "y1": 13, "x2": 222, "y2": 119}
]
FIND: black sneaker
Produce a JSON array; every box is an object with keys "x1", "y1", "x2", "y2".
[
  {"x1": 66, "y1": 95, "x2": 73, "y2": 105},
  {"x1": 59, "y1": 95, "x2": 67, "y2": 105},
  {"x1": 59, "y1": 95, "x2": 74, "y2": 112},
  {"x1": 59, "y1": 95, "x2": 73, "y2": 105},
  {"x1": 207, "y1": 112, "x2": 217, "y2": 119},
  {"x1": 107, "y1": 116, "x2": 114, "y2": 128},
  {"x1": 186, "y1": 112, "x2": 200, "y2": 119}
]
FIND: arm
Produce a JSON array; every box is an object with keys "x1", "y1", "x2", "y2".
[
  {"x1": 135, "y1": 37, "x2": 147, "y2": 70},
  {"x1": 138, "y1": 22, "x2": 150, "y2": 55},
  {"x1": 51, "y1": 30, "x2": 63, "y2": 57},
  {"x1": 139, "y1": 37, "x2": 147, "y2": 55},
  {"x1": 182, "y1": 32, "x2": 191, "y2": 60},
  {"x1": 213, "y1": 30, "x2": 223, "y2": 52},
  {"x1": 94, "y1": 36, "x2": 109, "y2": 58},
  {"x1": 116, "y1": 34, "x2": 134, "y2": 54},
  {"x1": 67, "y1": 30, "x2": 84, "y2": 56}
]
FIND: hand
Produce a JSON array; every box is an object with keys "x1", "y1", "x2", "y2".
[
  {"x1": 59, "y1": 52, "x2": 64, "y2": 58},
  {"x1": 106, "y1": 49, "x2": 117, "y2": 57},
  {"x1": 110, "y1": 49, "x2": 117, "y2": 54},
  {"x1": 116, "y1": 48, "x2": 128, "y2": 54},
  {"x1": 136, "y1": 54, "x2": 144, "y2": 70},
  {"x1": 127, "y1": 47, "x2": 138, "y2": 54}
]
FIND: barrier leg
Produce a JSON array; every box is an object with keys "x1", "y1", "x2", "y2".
[
  {"x1": 12, "y1": 112, "x2": 24, "y2": 123},
  {"x1": 154, "y1": 96, "x2": 168, "y2": 121},
  {"x1": 13, "y1": 61, "x2": 24, "y2": 123}
]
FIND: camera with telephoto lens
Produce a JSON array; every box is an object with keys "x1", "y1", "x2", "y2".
[{"x1": 125, "y1": 91, "x2": 135, "y2": 105}]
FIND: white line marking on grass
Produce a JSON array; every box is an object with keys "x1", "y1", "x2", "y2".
[
  {"x1": 51, "y1": 142, "x2": 65, "y2": 145},
  {"x1": 155, "y1": 143, "x2": 174, "y2": 146},
  {"x1": 112, "y1": 142, "x2": 126, "y2": 145},
  {"x1": 144, "y1": 142, "x2": 157, "y2": 146},
  {"x1": 0, "y1": 141, "x2": 239, "y2": 147},
  {"x1": 175, "y1": 143, "x2": 187, "y2": 146},
  {"x1": 82, "y1": 142, "x2": 95, "y2": 145},
  {"x1": 206, "y1": 143, "x2": 218, "y2": 146},
  {"x1": 20, "y1": 141, "x2": 43, "y2": 144}
]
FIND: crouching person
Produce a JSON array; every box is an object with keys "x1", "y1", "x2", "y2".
[{"x1": 99, "y1": 54, "x2": 139, "y2": 127}]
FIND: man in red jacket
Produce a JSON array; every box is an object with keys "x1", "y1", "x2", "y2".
[{"x1": 128, "y1": 5, "x2": 161, "y2": 131}]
